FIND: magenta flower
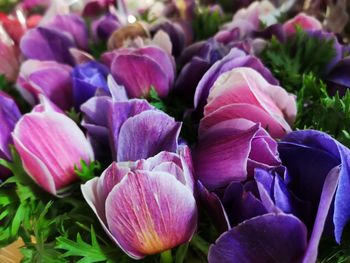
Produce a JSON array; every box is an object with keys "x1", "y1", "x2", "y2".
[
  {"x1": 194, "y1": 118, "x2": 280, "y2": 190},
  {"x1": 81, "y1": 147, "x2": 197, "y2": 259},
  {"x1": 200, "y1": 67, "x2": 296, "y2": 138},
  {"x1": 12, "y1": 96, "x2": 94, "y2": 195},
  {"x1": 17, "y1": 60, "x2": 73, "y2": 110},
  {"x1": 105, "y1": 45, "x2": 175, "y2": 98}
]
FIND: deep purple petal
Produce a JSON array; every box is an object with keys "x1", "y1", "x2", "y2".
[
  {"x1": 223, "y1": 182, "x2": 268, "y2": 226},
  {"x1": 302, "y1": 166, "x2": 340, "y2": 262},
  {"x1": 73, "y1": 61, "x2": 109, "y2": 108},
  {"x1": 279, "y1": 129, "x2": 350, "y2": 242},
  {"x1": 197, "y1": 181, "x2": 230, "y2": 233},
  {"x1": 208, "y1": 213, "x2": 308, "y2": 263},
  {"x1": 0, "y1": 91, "x2": 21, "y2": 160}
]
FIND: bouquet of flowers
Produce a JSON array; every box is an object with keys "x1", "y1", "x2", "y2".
[{"x1": 1, "y1": 0, "x2": 350, "y2": 262}]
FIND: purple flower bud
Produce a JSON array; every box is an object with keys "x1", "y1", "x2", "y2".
[{"x1": 91, "y1": 13, "x2": 122, "y2": 42}]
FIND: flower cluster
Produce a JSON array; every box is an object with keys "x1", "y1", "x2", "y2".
[{"x1": 1, "y1": 0, "x2": 350, "y2": 263}]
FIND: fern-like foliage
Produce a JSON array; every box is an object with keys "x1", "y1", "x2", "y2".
[{"x1": 260, "y1": 28, "x2": 336, "y2": 93}]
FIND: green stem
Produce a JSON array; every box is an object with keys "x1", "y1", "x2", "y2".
[
  {"x1": 190, "y1": 235, "x2": 210, "y2": 255},
  {"x1": 160, "y1": 250, "x2": 173, "y2": 263}
]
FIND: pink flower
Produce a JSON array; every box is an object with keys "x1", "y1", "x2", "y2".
[
  {"x1": 0, "y1": 40, "x2": 19, "y2": 82},
  {"x1": 81, "y1": 147, "x2": 197, "y2": 259},
  {"x1": 0, "y1": 25, "x2": 20, "y2": 82},
  {"x1": 12, "y1": 96, "x2": 94, "y2": 195},
  {"x1": 200, "y1": 67, "x2": 297, "y2": 138},
  {"x1": 283, "y1": 13, "x2": 322, "y2": 35}
]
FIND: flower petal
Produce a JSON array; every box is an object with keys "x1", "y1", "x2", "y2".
[
  {"x1": 105, "y1": 170, "x2": 197, "y2": 258},
  {"x1": 13, "y1": 111, "x2": 94, "y2": 190},
  {"x1": 194, "y1": 120, "x2": 259, "y2": 190},
  {"x1": 208, "y1": 213, "x2": 308, "y2": 263},
  {"x1": 117, "y1": 110, "x2": 181, "y2": 161},
  {"x1": 20, "y1": 27, "x2": 75, "y2": 65}
]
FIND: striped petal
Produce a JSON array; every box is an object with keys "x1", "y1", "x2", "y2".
[{"x1": 105, "y1": 170, "x2": 197, "y2": 259}]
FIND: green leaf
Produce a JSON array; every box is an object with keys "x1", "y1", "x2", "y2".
[
  {"x1": 56, "y1": 226, "x2": 109, "y2": 263},
  {"x1": 148, "y1": 86, "x2": 167, "y2": 112},
  {"x1": 260, "y1": 27, "x2": 336, "y2": 93},
  {"x1": 75, "y1": 159, "x2": 101, "y2": 182},
  {"x1": 192, "y1": 7, "x2": 230, "y2": 41},
  {"x1": 175, "y1": 243, "x2": 189, "y2": 263},
  {"x1": 294, "y1": 73, "x2": 350, "y2": 148},
  {"x1": 190, "y1": 234, "x2": 210, "y2": 255},
  {"x1": 66, "y1": 108, "x2": 82, "y2": 124}
]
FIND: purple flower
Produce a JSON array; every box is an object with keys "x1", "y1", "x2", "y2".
[
  {"x1": 194, "y1": 118, "x2": 280, "y2": 190},
  {"x1": 81, "y1": 94, "x2": 181, "y2": 162},
  {"x1": 72, "y1": 61, "x2": 109, "y2": 109},
  {"x1": 20, "y1": 27, "x2": 76, "y2": 65},
  {"x1": 209, "y1": 213, "x2": 309, "y2": 263},
  {"x1": 44, "y1": 14, "x2": 89, "y2": 50},
  {"x1": 278, "y1": 130, "x2": 350, "y2": 244},
  {"x1": 17, "y1": 60, "x2": 73, "y2": 111},
  {"x1": 91, "y1": 13, "x2": 121, "y2": 42},
  {"x1": 202, "y1": 129, "x2": 349, "y2": 262},
  {"x1": 106, "y1": 45, "x2": 175, "y2": 98},
  {"x1": 192, "y1": 48, "x2": 279, "y2": 120},
  {"x1": 174, "y1": 39, "x2": 228, "y2": 105},
  {"x1": 0, "y1": 92, "x2": 21, "y2": 177},
  {"x1": 81, "y1": 147, "x2": 197, "y2": 259},
  {"x1": 150, "y1": 19, "x2": 187, "y2": 57}
]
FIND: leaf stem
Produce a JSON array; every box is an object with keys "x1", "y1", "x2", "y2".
[{"x1": 160, "y1": 249, "x2": 173, "y2": 263}]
